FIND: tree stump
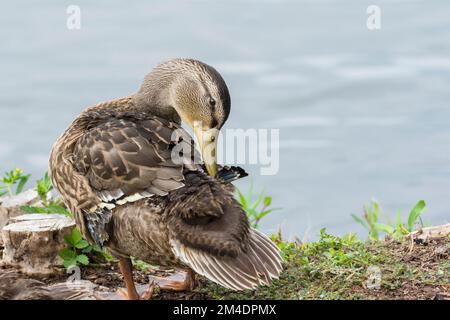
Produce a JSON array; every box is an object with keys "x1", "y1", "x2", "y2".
[
  {"x1": 0, "y1": 189, "x2": 42, "y2": 246},
  {"x1": 1, "y1": 214, "x2": 75, "y2": 276}
]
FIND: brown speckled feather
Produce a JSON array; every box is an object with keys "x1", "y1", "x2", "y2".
[
  {"x1": 49, "y1": 97, "x2": 198, "y2": 245},
  {"x1": 166, "y1": 171, "x2": 249, "y2": 257},
  {"x1": 73, "y1": 117, "x2": 186, "y2": 195}
]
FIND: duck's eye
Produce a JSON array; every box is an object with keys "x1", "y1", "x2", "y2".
[{"x1": 209, "y1": 97, "x2": 216, "y2": 107}]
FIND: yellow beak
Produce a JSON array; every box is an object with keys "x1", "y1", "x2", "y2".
[{"x1": 193, "y1": 125, "x2": 219, "y2": 177}]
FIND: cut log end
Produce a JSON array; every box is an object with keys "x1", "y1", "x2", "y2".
[
  {"x1": 0, "y1": 189, "x2": 45, "y2": 246},
  {"x1": 1, "y1": 214, "x2": 75, "y2": 276}
]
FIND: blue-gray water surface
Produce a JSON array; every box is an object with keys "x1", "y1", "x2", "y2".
[{"x1": 0, "y1": 1, "x2": 449, "y2": 239}]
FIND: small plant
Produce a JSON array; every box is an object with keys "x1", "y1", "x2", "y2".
[
  {"x1": 270, "y1": 233, "x2": 300, "y2": 261},
  {"x1": 35, "y1": 172, "x2": 53, "y2": 205},
  {"x1": 59, "y1": 225, "x2": 116, "y2": 269},
  {"x1": 0, "y1": 168, "x2": 31, "y2": 197},
  {"x1": 21, "y1": 201, "x2": 71, "y2": 216},
  {"x1": 58, "y1": 228, "x2": 91, "y2": 268},
  {"x1": 295, "y1": 228, "x2": 374, "y2": 269},
  {"x1": 58, "y1": 227, "x2": 111, "y2": 269},
  {"x1": 131, "y1": 257, "x2": 151, "y2": 272},
  {"x1": 20, "y1": 172, "x2": 71, "y2": 217},
  {"x1": 351, "y1": 200, "x2": 426, "y2": 240},
  {"x1": 236, "y1": 183, "x2": 279, "y2": 229}
]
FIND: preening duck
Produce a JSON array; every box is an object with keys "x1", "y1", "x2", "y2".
[{"x1": 49, "y1": 58, "x2": 282, "y2": 299}]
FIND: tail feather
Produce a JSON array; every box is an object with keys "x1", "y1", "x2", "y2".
[
  {"x1": 251, "y1": 229, "x2": 283, "y2": 276},
  {"x1": 210, "y1": 254, "x2": 257, "y2": 290},
  {"x1": 246, "y1": 245, "x2": 269, "y2": 285},
  {"x1": 171, "y1": 228, "x2": 283, "y2": 291}
]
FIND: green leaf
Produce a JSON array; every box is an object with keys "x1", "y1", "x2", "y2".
[
  {"x1": 20, "y1": 205, "x2": 54, "y2": 214},
  {"x1": 46, "y1": 203, "x2": 71, "y2": 215},
  {"x1": 63, "y1": 258, "x2": 77, "y2": 269},
  {"x1": 71, "y1": 228, "x2": 83, "y2": 245},
  {"x1": 16, "y1": 174, "x2": 30, "y2": 194},
  {"x1": 263, "y1": 196, "x2": 272, "y2": 207},
  {"x1": 82, "y1": 246, "x2": 93, "y2": 253},
  {"x1": 369, "y1": 228, "x2": 379, "y2": 240},
  {"x1": 91, "y1": 244, "x2": 103, "y2": 253},
  {"x1": 3, "y1": 168, "x2": 23, "y2": 184},
  {"x1": 373, "y1": 223, "x2": 394, "y2": 234},
  {"x1": 250, "y1": 190, "x2": 265, "y2": 211},
  {"x1": 407, "y1": 200, "x2": 426, "y2": 231},
  {"x1": 75, "y1": 239, "x2": 89, "y2": 249},
  {"x1": 64, "y1": 234, "x2": 75, "y2": 246},
  {"x1": 99, "y1": 249, "x2": 113, "y2": 261},
  {"x1": 395, "y1": 211, "x2": 402, "y2": 227},
  {"x1": 247, "y1": 208, "x2": 258, "y2": 219},
  {"x1": 20, "y1": 205, "x2": 40, "y2": 213},
  {"x1": 236, "y1": 189, "x2": 247, "y2": 208},
  {"x1": 257, "y1": 209, "x2": 273, "y2": 220},
  {"x1": 58, "y1": 248, "x2": 76, "y2": 260},
  {"x1": 35, "y1": 172, "x2": 53, "y2": 202},
  {"x1": 351, "y1": 213, "x2": 369, "y2": 231},
  {"x1": 372, "y1": 201, "x2": 380, "y2": 222},
  {"x1": 366, "y1": 200, "x2": 380, "y2": 225},
  {"x1": 76, "y1": 254, "x2": 89, "y2": 265}
]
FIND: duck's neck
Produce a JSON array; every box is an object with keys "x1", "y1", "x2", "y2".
[{"x1": 132, "y1": 68, "x2": 181, "y2": 124}]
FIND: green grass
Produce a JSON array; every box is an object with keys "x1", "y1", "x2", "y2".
[
  {"x1": 219, "y1": 185, "x2": 448, "y2": 299},
  {"x1": 351, "y1": 199, "x2": 427, "y2": 240},
  {"x1": 200, "y1": 229, "x2": 449, "y2": 300},
  {"x1": 201, "y1": 230, "x2": 377, "y2": 299}
]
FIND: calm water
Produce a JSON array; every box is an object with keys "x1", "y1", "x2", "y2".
[{"x1": 1, "y1": 1, "x2": 449, "y2": 239}]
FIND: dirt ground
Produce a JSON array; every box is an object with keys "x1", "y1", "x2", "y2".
[
  {"x1": 354, "y1": 237, "x2": 449, "y2": 300},
  {"x1": 0, "y1": 255, "x2": 211, "y2": 300}
]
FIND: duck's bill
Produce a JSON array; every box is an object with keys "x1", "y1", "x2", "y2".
[
  {"x1": 204, "y1": 158, "x2": 217, "y2": 178},
  {"x1": 194, "y1": 126, "x2": 219, "y2": 177}
]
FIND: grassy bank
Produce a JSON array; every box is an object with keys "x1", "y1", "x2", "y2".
[{"x1": 197, "y1": 230, "x2": 449, "y2": 300}]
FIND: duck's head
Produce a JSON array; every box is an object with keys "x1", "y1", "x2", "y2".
[{"x1": 135, "y1": 58, "x2": 231, "y2": 177}]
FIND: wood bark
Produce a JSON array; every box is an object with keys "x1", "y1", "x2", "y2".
[{"x1": 1, "y1": 214, "x2": 75, "y2": 276}]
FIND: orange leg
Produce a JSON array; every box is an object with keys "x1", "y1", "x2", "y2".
[
  {"x1": 117, "y1": 258, "x2": 154, "y2": 300},
  {"x1": 95, "y1": 262, "x2": 195, "y2": 300}
]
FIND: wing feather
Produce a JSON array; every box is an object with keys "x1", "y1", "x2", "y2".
[
  {"x1": 72, "y1": 114, "x2": 196, "y2": 245},
  {"x1": 170, "y1": 228, "x2": 283, "y2": 291},
  {"x1": 74, "y1": 117, "x2": 192, "y2": 201}
]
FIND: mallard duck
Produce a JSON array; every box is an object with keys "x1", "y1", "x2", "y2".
[{"x1": 49, "y1": 58, "x2": 282, "y2": 299}]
